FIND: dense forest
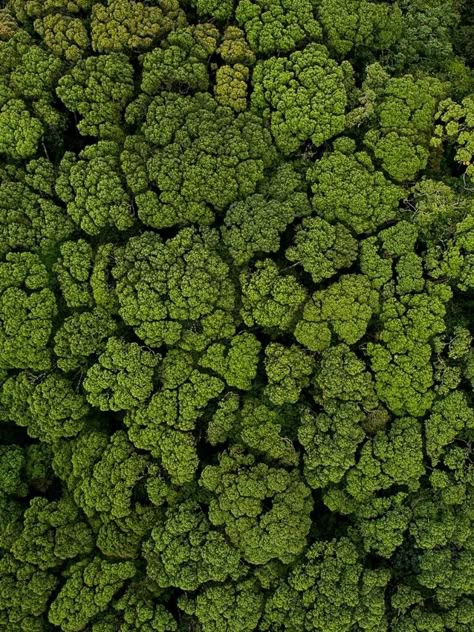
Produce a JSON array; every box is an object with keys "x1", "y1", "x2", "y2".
[{"x1": 0, "y1": 1, "x2": 474, "y2": 630}]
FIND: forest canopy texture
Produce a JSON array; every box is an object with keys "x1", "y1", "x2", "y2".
[{"x1": 1, "y1": 0, "x2": 474, "y2": 630}]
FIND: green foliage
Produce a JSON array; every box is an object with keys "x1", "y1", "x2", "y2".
[
  {"x1": 389, "y1": 0, "x2": 461, "y2": 74},
  {"x1": 318, "y1": 0, "x2": 402, "y2": 56},
  {"x1": 251, "y1": 44, "x2": 347, "y2": 153},
  {"x1": 192, "y1": 0, "x2": 235, "y2": 22},
  {"x1": 262, "y1": 538, "x2": 390, "y2": 631},
  {"x1": 215, "y1": 64, "x2": 249, "y2": 112},
  {"x1": 367, "y1": 286, "x2": 451, "y2": 417},
  {"x1": 143, "y1": 498, "x2": 241, "y2": 590},
  {"x1": 180, "y1": 578, "x2": 264, "y2": 632},
  {"x1": 53, "y1": 430, "x2": 151, "y2": 522},
  {"x1": 432, "y1": 95, "x2": 474, "y2": 179},
  {"x1": 141, "y1": 24, "x2": 219, "y2": 95},
  {"x1": 1, "y1": 3, "x2": 473, "y2": 628},
  {"x1": 364, "y1": 75, "x2": 446, "y2": 182},
  {"x1": 200, "y1": 447, "x2": 313, "y2": 564},
  {"x1": 0, "y1": 98, "x2": 44, "y2": 160},
  {"x1": 54, "y1": 308, "x2": 118, "y2": 372},
  {"x1": 236, "y1": 0, "x2": 321, "y2": 55},
  {"x1": 57, "y1": 53, "x2": 135, "y2": 140},
  {"x1": 0, "y1": 252, "x2": 56, "y2": 370},
  {"x1": 299, "y1": 402, "x2": 366, "y2": 489},
  {"x1": 222, "y1": 164, "x2": 310, "y2": 265},
  {"x1": 218, "y1": 25, "x2": 256, "y2": 66},
  {"x1": 425, "y1": 391, "x2": 474, "y2": 465},
  {"x1": 125, "y1": 351, "x2": 224, "y2": 482},
  {"x1": 0, "y1": 178, "x2": 74, "y2": 260},
  {"x1": 53, "y1": 238, "x2": 94, "y2": 308},
  {"x1": 0, "y1": 30, "x2": 64, "y2": 155},
  {"x1": 56, "y1": 142, "x2": 134, "y2": 235},
  {"x1": 208, "y1": 394, "x2": 299, "y2": 465},
  {"x1": 91, "y1": 0, "x2": 187, "y2": 53},
  {"x1": 264, "y1": 343, "x2": 314, "y2": 405},
  {"x1": 34, "y1": 13, "x2": 89, "y2": 62},
  {"x1": 48, "y1": 557, "x2": 136, "y2": 631},
  {"x1": 285, "y1": 216, "x2": 358, "y2": 283},
  {"x1": 122, "y1": 92, "x2": 276, "y2": 228},
  {"x1": 199, "y1": 333, "x2": 261, "y2": 390},
  {"x1": 2, "y1": 370, "x2": 89, "y2": 441},
  {"x1": 0, "y1": 553, "x2": 57, "y2": 631},
  {"x1": 11, "y1": 495, "x2": 94, "y2": 570},
  {"x1": 0, "y1": 444, "x2": 27, "y2": 497},
  {"x1": 313, "y1": 343, "x2": 378, "y2": 410},
  {"x1": 83, "y1": 337, "x2": 160, "y2": 411},
  {"x1": 101, "y1": 580, "x2": 178, "y2": 631},
  {"x1": 308, "y1": 138, "x2": 402, "y2": 234},
  {"x1": 112, "y1": 228, "x2": 236, "y2": 349},
  {"x1": 295, "y1": 274, "x2": 379, "y2": 351},
  {"x1": 240, "y1": 259, "x2": 307, "y2": 331}
]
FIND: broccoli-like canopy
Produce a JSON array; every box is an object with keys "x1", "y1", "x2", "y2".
[
  {"x1": 1, "y1": 371, "x2": 89, "y2": 441},
  {"x1": 308, "y1": 138, "x2": 403, "y2": 234},
  {"x1": 55, "y1": 142, "x2": 134, "y2": 235},
  {"x1": 83, "y1": 337, "x2": 160, "y2": 411},
  {"x1": 180, "y1": 578, "x2": 264, "y2": 632},
  {"x1": 364, "y1": 75, "x2": 446, "y2": 182},
  {"x1": 48, "y1": 557, "x2": 136, "y2": 631},
  {"x1": 222, "y1": 163, "x2": 311, "y2": 265},
  {"x1": 91, "y1": 0, "x2": 187, "y2": 53},
  {"x1": 0, "y1": 176, "x2": 73, "y2": 261},
  {"x1": 264, "y1": 343, "x2": 314, "y2": 405},
  {"x1": 141, "y1": 24, "x2": 219, "y2": 95},
  {"x1": 262, "y1": 538, "x2": 389, "y2": 632},
  {"x1": 318, "y1": 0, "x2": 402, "y2": 56},
  {"x1": 57, "y1": 53, "x2": 135, "y2": 140},
  {"x1": 12, "y1": 495, "x2": 94, "y2": 570},
  {"x1": 240, "y1": 259, "x2": 307, "y2": 332},
  {"x1": 0, "y1": 1, "x2": 473, "y2": 628},
  {"x1": 143, "y1": 498, "x2": 241, "y2": 591},
  {"x1": 0, "y1": 252, "x2": 56, "y2": 371},
  {"x1": 236, "y1": 0, "x2": 321, "y2": 55},
  {"x1": 125, "y1": 350, "x2": 224, "y2": 482},
  {"x1": 112, "y1": 228, "x2": 236, "y2": 350},
  {"x1": 251, "y1": 44, "x2": 348, "y2": 154},
  {"x1": 285, "y1": 216, "x2": 358, "y2": 284},
  {"x1": 122, "y1": 92, "x2": 277, "y2": 228},
  {"x1": 200, "y1": 447, "x2": 313, "y2": 564},
  {"x1": 0, "y1": 553, "x2": 57, "y2": 631},
  {"x1": 295, "y1": 275, "x2": 379, "y2": 351}
]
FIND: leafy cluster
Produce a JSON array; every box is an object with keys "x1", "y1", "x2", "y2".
[{"x1": 1, "y1": 1, "x2": 474, "y2": 630}]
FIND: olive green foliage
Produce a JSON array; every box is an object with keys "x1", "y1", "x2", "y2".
[
  {"x1": 363, "y1": 75, "x2": 446, "y2": 182},
  {"x1": 83, "y1": 337, "x2": 160, "y2": 411},
  {"x1": 0, "y1": 252, "x2": 56, "y2": 370},
  {"x1": 236, "y1": 0, "x2": 321, "y2": 55},
  {"x1": 56, "y1": 53, "x2": 135, "y2": 140},
  {"x1": 308, "y1": 138, "x2": 402, "y2": 234},
  {"x1": 251, "y1": 44, "x2": 348, "y2": 154},
  {"x1": 112, "y1": 228, "x2": 236, "y2": 349},
  {"x1": 0, "y1": 0, "x2": 473, "y2": 629},
  {"x1": 56, "y1": 142, "x2": 134, "y2": 235},
  {"x1": 294, "y1": 274, "x2": 379, "y2": 351},
  {"x1": 141, "y1": 24, "x2": 219, "y2": 95},
  {"x1": 200, "y1": 447, "x2": 313, "y2": 565},
  {"x1": 240, "y1": 259, "x2": 307, "y2": 331},
  {"x1": 222, "y1": 163, "x2": 310, "y2": 265},
  {"x1": 285, "y1": 216, "x2": 358, "y2": 283},
  {"x1": 122, "y1": 91, "x2": 277, "y2": 228},
  {"x1": 91, "y1": 0, "x2": 186, "y2": 53},
  {"x1": 319, "y1": 0, "x2": 402, "y2": 56}
]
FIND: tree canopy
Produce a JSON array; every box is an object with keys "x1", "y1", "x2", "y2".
[{"x1": 0, "y1": 0, "x2": 474, "y2": 630}]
